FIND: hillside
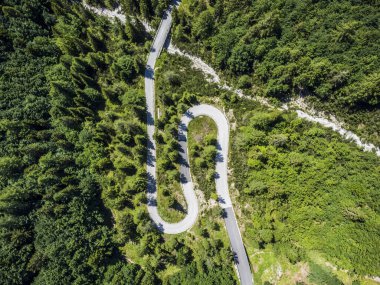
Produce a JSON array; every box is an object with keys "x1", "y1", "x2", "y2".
[
  {"x1": 154, "y1": 52, "x2": 380, "y2": 284},
  {"x1": 0, "y1": 0, "x2": 379, "y2": 285},
  {"x1": 171, "y1": 0, "x2": 380, "y2": 146}
]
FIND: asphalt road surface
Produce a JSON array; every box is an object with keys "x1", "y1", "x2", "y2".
[{"x1": 144, "y1": 1, "x2": 253, "y2": 284}]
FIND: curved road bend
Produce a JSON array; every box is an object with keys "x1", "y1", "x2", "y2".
[{"x1": 144, "y1": 2, "x2": 253, "y2": 284}]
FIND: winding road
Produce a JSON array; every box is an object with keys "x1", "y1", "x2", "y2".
[{"x1": 144, "y1": 1, "x2": 253, "y2": 284}]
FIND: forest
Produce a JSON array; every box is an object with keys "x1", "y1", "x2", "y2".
[
  {"x1": 1, "y1": 0, "x2": 150, "y2": 283},
  {"x1": 0, "y1": 0, "x2": 236, "y2": 284},
  {"x1": 155, "y1": 52, "x2": 380, "y2": 284},
  {"x1": 171, "y1": 0, "x2": 380, "y2": 145},
  {"x1": 1, "y1": 0, "x2": 379, "y2": 284}
]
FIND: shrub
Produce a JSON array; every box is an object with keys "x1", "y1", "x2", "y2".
[{"x1": 237, "y1": 75, "x2": 252, "y2": 89}]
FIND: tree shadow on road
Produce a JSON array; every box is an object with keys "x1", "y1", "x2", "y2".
[
  {"x1": 215, "y1": 152, "x2": 224, "y2": 163},
  {"x1": 146, "y1": 110, "x2": 154, "y2": 125},
  {"x1": 144, "y1": 65, "x2": 154, "y2": 79},
  {"x1": 147, "y1": 172, "x2": 157, "y2": 194},
  {"x1": 147, "y1": 149, "x2": 156, "y2": 167}
]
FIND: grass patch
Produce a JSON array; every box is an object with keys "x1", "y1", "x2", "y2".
[{"x1": 308, "y1": 261, "x2": 343, "y2": 285}]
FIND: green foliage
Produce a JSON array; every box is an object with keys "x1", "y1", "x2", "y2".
[
  {"x1": 188, "y1": 117, "x2": 218, "y2": 199},
  {"x1": 233, "y1": 107, "x2": 380, "y2": 276},
  {"x1": 154, "y1": 38, "x2": 379, "y2": 282},
  {"x1": 192, "y1": 10, "x2": 214, "y2": 40},
  {"x1": 103, "y1": 262, "x2": 144, "y2": 284},
  {"x1": 237, "y1": 75, "x2": 252, "y2": 89},
  {"x1": 118, "y1": 0, "x2": 170, "y2": 19},
  {"x1": 345, "y1": 72, "x2": 380, "y2": 106},
  {"x1": 172, "y1": 0, "x2": 380, "y2": 143},
  {"x1": 308, "y1": 262, "x2": 343, "y2": 285},
  {"x1": 175, "y1": 0, "x2": 380, "y2": 104},
  {"x1": 0, "y1": 0, "x2": 150, "y2": 283},
  {"x1": 228, "y1": 43, "x2": 255, "y2": 75},
  {"x1": 165, "y1": 261, "x2": 235, "y2": 285},
  {"x1": 2, "y1": 0, "x2": 379, "y2": 284},
  {"x1": 110, "y1": 55, "x2": 140, "y2": 82},
  {"x1": 164, "y1": 71, "x2": 182, "y2": 86}
]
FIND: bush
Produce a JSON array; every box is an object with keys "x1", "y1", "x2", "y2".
[
  {"x1": 164, "y1": 71, "x2": 182, "y2": 86},
  {"x1": 244, "y1": 180, "x2": 267, "y2": 195},
  {"x1": 237, "y1": 75, "x2": 252, "y2": 89},
  {"x1": 110, "y1": 55, "x2": 138, "y2": 81}
]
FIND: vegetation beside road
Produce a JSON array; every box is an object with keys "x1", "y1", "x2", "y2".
[
  {"x1": 188, "y1": 116, "x2": 218, "y2": 200},
  {"x1": 0, "y1": 1, "x2": 237, "y2": 283},
  {"x1": 171, "y1": 0, "x2": 380, "y2": 145},
  {"x1": 231, "y1": 98, "x2": 380, "y2": 279},
  {"x1": 1, "y1": 0, "x2": 379, "y2": 284},
  {"x1": 156, "y1": 53, "x2": 380, "y2": 284},
  {"x1": 0, "y1": 0, "x2": 152, "y2": 283}
]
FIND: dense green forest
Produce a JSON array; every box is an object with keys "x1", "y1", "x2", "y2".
[
  {"x1": 0, "y1": 0, "x2": 150, "y2": 283},
  {"x1": 0, "y1": 1, "x2": 236, "y2": 284},
  {"x1": 1, "y1": 0, "x2": 379, "y2": 284},
  {"x1": 171, "y1": 0, "x2": 380, "y2": 145}
]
